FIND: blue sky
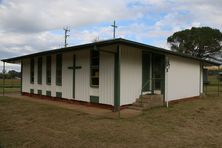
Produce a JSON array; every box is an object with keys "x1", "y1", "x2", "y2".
[{"x1": 0, "y1": 0, "x2": 222, "y2": 71}]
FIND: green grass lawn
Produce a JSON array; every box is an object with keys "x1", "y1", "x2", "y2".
[
  {"x1": 0, "y1": 88, "x2": 20, "y2": 93},
  {"x1": 1, "y1": 96, "x2": 222, "y2": 147},
  {"x1": 0, "y1": 79, "x2": 21, "y2": 87}
]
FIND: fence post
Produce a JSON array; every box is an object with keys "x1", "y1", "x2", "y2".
[{"x1": 3, "y1": 62, "x2": 5, "y2": 96}]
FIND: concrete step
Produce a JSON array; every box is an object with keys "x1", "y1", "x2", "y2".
[
  {"x1": 140, "y1": 94, "x2": 163, "y2": 100},
  {"x1": 136, "y1": 98, "x2": 151, "y2": 103},
  {"x1": 143, "y1": 101, "x2": 163, "y2": 108},
  {"x1": 132, "y1": 102, "x2": 144, "y2": 107},
  {"x1": 137, "y1": 95, "x2": 163, "y2": 102},
  {"x1": 130, "y1": 94, "x2": 164, "y2": 111}
]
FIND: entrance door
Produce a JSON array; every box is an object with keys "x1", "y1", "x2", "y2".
[
  {"x1": 142, "y1": 52, "x2": 165, "y2": 94},
  {"x1": 152, "y1": 54, "x2": 164, "y2": 91},
  {"x1": 142, "y1": 52, "x2": 151, "y2": 92}
]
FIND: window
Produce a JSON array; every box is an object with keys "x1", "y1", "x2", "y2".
[
  {"x1": 56, "y1": 92, "x2": 62, "y2": 98},
  {"x1": 46, "y1": 91, "x2": 51, "y2": 97},
  {"x1": 37, "y1": 90, "x2": 42, "y2": 95},
  {"x1": 37, "y1": 57, "x2": 42, "y2": 84},
  {"x1": 90, "y1": 50, "x2": 99, "y2": 87},
  {"x1": 30, "y1": 89, "x2": 34, "y2": 94},
  {"x1": 56, "y1": 54, "x2": 62, "y2": 86},
  {"x1": 46, "y1": 56, "x2": 51, "y2": 85},
  {"x1": 90, "y1": 96, "x2": 99, "y2": 103},
  {"x1": 30, "y1": 58, "x2": 35, "y2": 83}
]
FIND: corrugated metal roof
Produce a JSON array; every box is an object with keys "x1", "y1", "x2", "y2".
[{"x1": 1, "y1": 38, "x2": 221, "y2": 66}]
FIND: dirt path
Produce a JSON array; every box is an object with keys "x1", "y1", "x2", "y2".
[{"x1": 5, "y1": 93, "x2": 142, "y2": 119}]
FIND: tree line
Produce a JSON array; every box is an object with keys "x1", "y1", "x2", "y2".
[{"x1": 0, "y1": 70, "x2": 21, "y2": 79}]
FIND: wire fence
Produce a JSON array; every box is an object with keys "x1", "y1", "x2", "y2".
[
  {"x1": 0, "y1": 71, "x2": 221, "y2": 96},
  {"x1": 0, "y1": 78, "x2": 21, "y2": 96},
  {"x1": 203, "y1": 74, "x2": 222, "y2": 96}
]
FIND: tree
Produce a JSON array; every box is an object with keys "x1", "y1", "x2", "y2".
[
  {"x1": 8, "y1": 70, "x2": 21, "y2": 79},
  {"x1": 167, "y1": 27, "x2": 222, "y2": 61},
  {"x1": 0, "y1": 71, "x2": 21, "y2": 79}
]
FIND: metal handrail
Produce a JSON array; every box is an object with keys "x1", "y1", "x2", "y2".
[
  {"x1": 140, "y1": 78, "x2": 164, "y2": 106},
  {"x1": 141, "y1": 80, "x2": 151, "y2": 95},
  {"x1": 140, "y1": 79, "x2": 150, "y2": 107},
  {"x1": 141, "y1": 78, "x2": 164, "y2": 94}
]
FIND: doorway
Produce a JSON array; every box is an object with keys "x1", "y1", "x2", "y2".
[{"x1": 142, "y1": 52, "x2": 165, "y2": 94}]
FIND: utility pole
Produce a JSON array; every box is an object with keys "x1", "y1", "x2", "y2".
[
  {"x1": 64, "y1": 27, "x2": 70, "y2": 48},
  {"x1": 111, "y1": 20, "x2": 118, "y2": 39}
]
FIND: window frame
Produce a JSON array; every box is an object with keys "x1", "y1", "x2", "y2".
[
  {"x1": 46, "y1": 90, "x2": 51, "y2": 97},
  {"x1": 46, "y1": 56, "x2": 52, "y2": 85},
  {"x1": 30, "y1": 58, "x2": 35, "y2": 84},
  {"x1": 37, "y1": 57, "x2": 42, "y2": 84},
  {"x1": 90, "y1": 50, "x2": 100, "y2": 88},
  {"x1": 56, "y1": 54, "x2": 62, "y2": 86}
]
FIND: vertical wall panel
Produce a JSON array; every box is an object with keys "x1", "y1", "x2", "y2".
[
  {"x1": 51, "y1": 54, "x2": 58, "y2": 97},
  {"x1": 34, "y1": 57, "x2": 38, "y2": 93},
  {"x1": 120, "y1": 45, "x2": 142, "y2": 105},
  {"x1": 99, "y1": 52, "x2": 114, "y2": 105},
  {"x1": 43, "y1": 54, "x2": 57, "y2": 97},
  {"x1": 61, "y1": 53, "x2": 73, "y2": 99},
  {"x1": 200, "y1": 64, "x2": 203, "y2": 94},
  {"x1": 75, "y1": 50, "x2": 90, "y2": 102},
  {"x1": 41, "y1": 56, "x2": 46, "y2": 95},
  {"x1": 43, "y1": 56, "x2": 52, "y2": 96},
  {"x1": 22, "y1": 59, "x2": 31, "y2": 93}
]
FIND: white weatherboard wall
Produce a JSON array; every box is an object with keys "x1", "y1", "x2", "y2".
[
  {"x1": 22, "y1": 50, "x2": 89, "y2": 101},
  {"x1": 200, "y1": 64, "x2": 203, "y2": 94},
  {"x1": 120, "y1": 45, "x2": 142, "y2": 105},
  {"x1": 22, "y1": 47, "x2": 115, "y2": 106},
  {"x1": 165, "y1": 55, "x2": 201, "y2": 101},
  {"x1": 22, "y1": 53, "x2": 73, "y2": 99},
  {"x1": 99, "y1": 52, "x2": 114, "y2": 105},
  {"x1": 61, "y1": 53, "x2": 73, "y2": 99},
  {"x1": 22, "y1": 58, "x2": 31, "y2": 93},
  {"x1": 75, "y1": 50, "x2": 90, "y2": 102}
]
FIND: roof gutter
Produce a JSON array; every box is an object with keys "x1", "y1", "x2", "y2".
[{"x1": 1, "y1": 38, "x2": 221, "y2": 66}]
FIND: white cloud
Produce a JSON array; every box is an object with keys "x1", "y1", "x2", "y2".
[
  {"x1": 0, "y1": 31, "x2": 64, "y2": 58},
  {"x1": 176, "y1": 0, "x2": 222, "y2": 28},
  {"x1": 0, "y1": 0, "x2": 139, "y2": 33},
  {"x1": 71, "y1": 26, "x2": 113, "y2": 44}
]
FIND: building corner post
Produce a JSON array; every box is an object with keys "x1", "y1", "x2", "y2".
[
  {"x1": 165, "y1": 55, "x2": 170, "y2": 108},
  {"x1": 218, "y1": 66, "x2": 220, "y2": 97},
  {"x1": 21, "y1": 60, "x2": 23, "y2": 95},
  {"x1": 114, "y1": 44, "x2": 120, "y2": 113}
]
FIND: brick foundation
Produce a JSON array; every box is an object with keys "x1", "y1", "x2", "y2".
[
  {"x1": 168, "y1": 96, "x2": 200, "y2": 104},
  {"x1": 21, "y1": 92, "x2": 130, "y2": 111}
]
